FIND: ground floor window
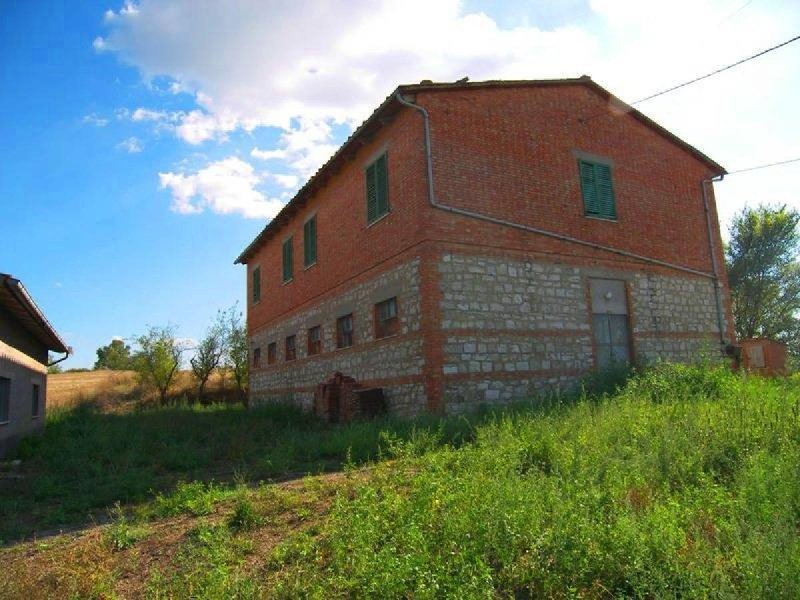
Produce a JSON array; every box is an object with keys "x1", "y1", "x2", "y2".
[
  {"x1": 308, "y1": 325, "x2": 322, "y2": 355},
  {"x1": 336, "y1": 314, "x2": 354, "y2": 349},
  {"x1": 375, "y1": 297, "x2": 399, "y2": 339},
  {"x1": 252, "y1": 347, "x2": 261, "y2": 369},
  {"x1": 285, "y1": 335, "x2": 297, "y2": 361},
  {"x1": 267, "y1": 342, "x2": 277, "y2": 365}
]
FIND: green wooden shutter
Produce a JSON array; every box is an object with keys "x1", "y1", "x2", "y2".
[
  {"x1": 282, "y1": 237, "x2": 293, "y2": 282},
  {"x1": 304, "y1": 217, "x2": 316, "y2": 267},
  {"x1": 595, "y1": 163, "x2": 616, "y2": 218},
  {"x1": 579, "y1": 160, "x2": 599, "y2": 216},
  {"x1": 376, "y1": 153, "x2": 388, "y2": 217},
  {"x1": 366, "y1": 162, "x2": 378, "y2": 223}
]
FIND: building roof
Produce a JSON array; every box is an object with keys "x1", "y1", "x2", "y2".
[
  {"x1": 0, "y1": 273, "x2": 69, "y2": 354},
  {"x1": 235, "y1": 76, "x2": 726, "y2": 264}
]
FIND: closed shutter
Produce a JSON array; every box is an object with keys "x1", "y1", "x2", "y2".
[
  {"x1": 304, "y1": 217, "x2": 317, "y2": 267},
  {"x1": 366, "y1": 162, "x2": 378, "y2": 223},
  {"x1": 579, "y1": 160, "x2": 599, "y2": 215},
  {"x1": 252, "y1": 266, "x2": 261, "y2": 303},
  {"x1": 366, "y1": 153, "x2": 389, "y2": 224},
  {"x1": 595, "y1": 163, "x2": 616, "y2": 219},
  {"x1": 579, "y1": 159, "x2": 616, "y2": 219},
  {"x1": 376, "y1": 153, "x2": 388, "y2": 217}
]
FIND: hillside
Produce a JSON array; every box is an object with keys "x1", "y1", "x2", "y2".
[{"x1": 2, "y1": 365, "x2": 798, "y2": 598}]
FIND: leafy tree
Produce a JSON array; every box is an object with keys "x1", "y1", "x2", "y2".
[
  {"x1": 223, "y1": 305, "x2": 249, "y2": 405},
  {"x1": 190, "y1": 312, "x2": 227, "y2": 404},
  {"x1": 94, "y1": 339, "x2": 133, "y2": 370},
  {"x1": 132, "y1": 325, "x2": 186, "y2": 405},
  {"x1": 726, "y1": 205, "x2": 800, "y2": 354}
]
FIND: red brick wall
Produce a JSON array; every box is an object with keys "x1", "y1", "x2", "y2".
[
  {"x1": 246, "y1": 108, "x2": 429, "y2": 334},
  {"x1": 246, "y1": 82, "x2": 733, "y2": 345}
]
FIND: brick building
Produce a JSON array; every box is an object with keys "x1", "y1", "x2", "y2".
[
  {"x1": 236, "y1": 78, "x2": 733, "y2": 417},
  {"x1": 1, "y1": 273, "x2": 69, "y2": 457}
]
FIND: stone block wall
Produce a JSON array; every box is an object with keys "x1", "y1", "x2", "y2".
[
  {"x1": 249, "y1": 259, "x2": 427, "y2": 417},
  {"x1": 438, "y1": 253, "x2": 724, "y2": 413}
]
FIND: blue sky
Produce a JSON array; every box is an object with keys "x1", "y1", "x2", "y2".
[{"x1": 1, "y1": 0, "x2": 798, "y2": 368}]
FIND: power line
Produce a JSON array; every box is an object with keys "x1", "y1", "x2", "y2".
[
  {"x1": 630, "y1": 33, "x2": 800, "y2": 106},
  {"x1": 726, "y1": 156, "x2": 800, "y2": 175}
]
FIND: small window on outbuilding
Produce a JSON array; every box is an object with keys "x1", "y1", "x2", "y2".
[
  {"x1": 32, "y1": 383, "x2": 40, "y2": 418},
  {"x1": 336, "y1": 314, "x2": 354, "y2": 349},
  {"x1": 267, "y1": 342, "x2": 277, "y2": 365},
  {"x1": 578, "y1": 159, "x2": 616, "y2": 220},
  {"x1": 282, "y1": 237, "x2": 294, "y2": 283},
  {"x1": 303, "y1": 217, "x2": 317, "y2": 268},
  {"x1": 0, "y1": 377, "x2": 10, "y2": 424},
  {"x1": 366, "y1": 153, "x2": 389, "y2": 224},
  {"x1": 374, "y1": 297, "x2": 399, "y2": 339},
  {"x1": 252, "y1": 266, "x2": 261, "y2": 304}
]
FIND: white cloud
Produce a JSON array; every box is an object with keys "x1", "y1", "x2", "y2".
[
  {"x1": 131, "y1": 107, "x2": 175, "y2": 122},
  {"x1": 116, "y1": 136, "x2": 143, "y2": 153},
  {"x1": 158, "y1": 156, "x2": 283, "y2": 219},
  {"x1": 273, "y1": 174, "x2": 299, "y2": 189},
  {"x1": 82, "y1": 113, "x2": 109, "y2": 127},
  {"x1": 98, "y1": 0, "x2": 800, "y2": 224}
]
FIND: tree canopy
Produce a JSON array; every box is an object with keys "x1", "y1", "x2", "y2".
[
  {"x1": 726, "y1": 205, "x2": 800, "y2": 354},
  {"x1": 94, "y1": 338, "x2": 133, "y2": 370}
]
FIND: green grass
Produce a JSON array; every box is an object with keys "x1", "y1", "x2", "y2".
[
  {"x1": 3, "y1": 364, "x2": 800, "y2": 598},
  {"x1": 0, "y1": 398, "x2": 475, "y2": 542},
  {"x1": 267, "y1": 365, "x2": 800, "y2": 598}
]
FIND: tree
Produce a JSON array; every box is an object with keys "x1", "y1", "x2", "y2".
[
  {"x1": 223, "y1": 305, "x2": 249, "y2": 405},
  {"x1": 94, "y1": 338, "x2": 133, "y2": 370},
  {"x1": 190, "y1": 312, "x2": 226, "y2": 404},
  {"x1": 132, "y1": 325, "x2": 186, "y2": 405},
  {"x1": 726, "y1": 205, "x2": 800, "y2": 354}
]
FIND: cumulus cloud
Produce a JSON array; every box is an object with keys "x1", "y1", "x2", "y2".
[
  {"x1": 116, "y1": 136, "x2": 143, "y2": 153},
  {"x1": 97, "y1": 0, "x2": 800, "y2": 224},
  {"x1": 82, "y1": 113, "x2": 109, "y2": 127},
  {"x1": 158, "y1": 156, "x2": 283, "y2": 219}
]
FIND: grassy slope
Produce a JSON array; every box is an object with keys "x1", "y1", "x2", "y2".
[{"x1": 2, "y1": 365, "x2": 799, "y2": 598}]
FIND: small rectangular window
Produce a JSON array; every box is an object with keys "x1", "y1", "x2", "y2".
[
  {"x1": 32, "y1": 384, "x2": 40, "y2": 418},
  {"x1": 0, "y1": 377, "x2": 10, "y2": 423},
  {"x1": 366, "y1": 153, "x2": 389, "y2": 224},
  {"x1": 375, "y1": 297, "x2": 400, "y2": 339},
  {"x1": 308, "y1": 325, "x2": 322, "y2": 356},
  {"x1": 285, "y1": 335, "x2": 297, "y2": 361},
  {"x1": 252, "y1": 347, "x2": 261, "y2": 369},
  {"x1": 336, "y1": 314, "x2": 354, "y2": 349},
  {"x1": 303, "y1": 217, "x2": 317, "y2": 268},
  {"x1": 267, "y1": 342, "x2": 277, "y2": 365},
  {"x1": 282, "y1": 237, "x2": 294, "y2": 283},
  {"x1": 252, "y1": 266, "x2": 261, "y2": 303},
  {"x1": 578, "y1": 159, "x2": 616, "y2": 220}
]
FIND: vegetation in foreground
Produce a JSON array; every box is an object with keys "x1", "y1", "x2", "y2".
[{"x1": 1, "y1": 364, "x2": 799, "y2": 598}]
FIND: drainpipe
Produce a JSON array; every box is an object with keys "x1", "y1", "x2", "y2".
[
  {"x1": 394, "y1": 92, "x2": 717, "y2": 281},
  {"x1": 701, "y1": 176, "x2": 728, "y2": 347},
  {"x1": 47, "y1": 349, "x2": 71, "y2": 368}
]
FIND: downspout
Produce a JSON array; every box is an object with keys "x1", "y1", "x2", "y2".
[
  {"x1": 394, "y1": 91, "x2": 718, "y2": 281},
  {"x1": 701, "y1": 175, "x2": 728, "y2": 346},
  {"x1": 47, "y1": 350, "x2": 71, "y2": 368}
]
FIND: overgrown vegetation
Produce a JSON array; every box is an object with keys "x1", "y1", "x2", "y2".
[{"x1": 2, "y1": 364, "x2": 799, "y2": 598}]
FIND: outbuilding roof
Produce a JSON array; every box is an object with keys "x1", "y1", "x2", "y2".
[
  {"x1": 0, "y1": 273, "x2": 69, "y2": 354},
  {"x1": 235, "y1": 76, "x2": 726, "y2": 264}
]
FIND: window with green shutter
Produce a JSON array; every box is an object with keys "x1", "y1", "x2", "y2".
[
  {"x1": 252, "y1": 266, "x2": 261, "y2": 303},
  {"x1": 366, "y1": 152, "x2": 389, "y2": 224},
  {"x1": 282, "y1": 237, "x2": 293, "y2": 283},
  {"x1": 578, "y1": 159, "x2": 616, "y2": 220},
  {"x1": 303, "y1": 216, "x2": 317, "y2": 267}
]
